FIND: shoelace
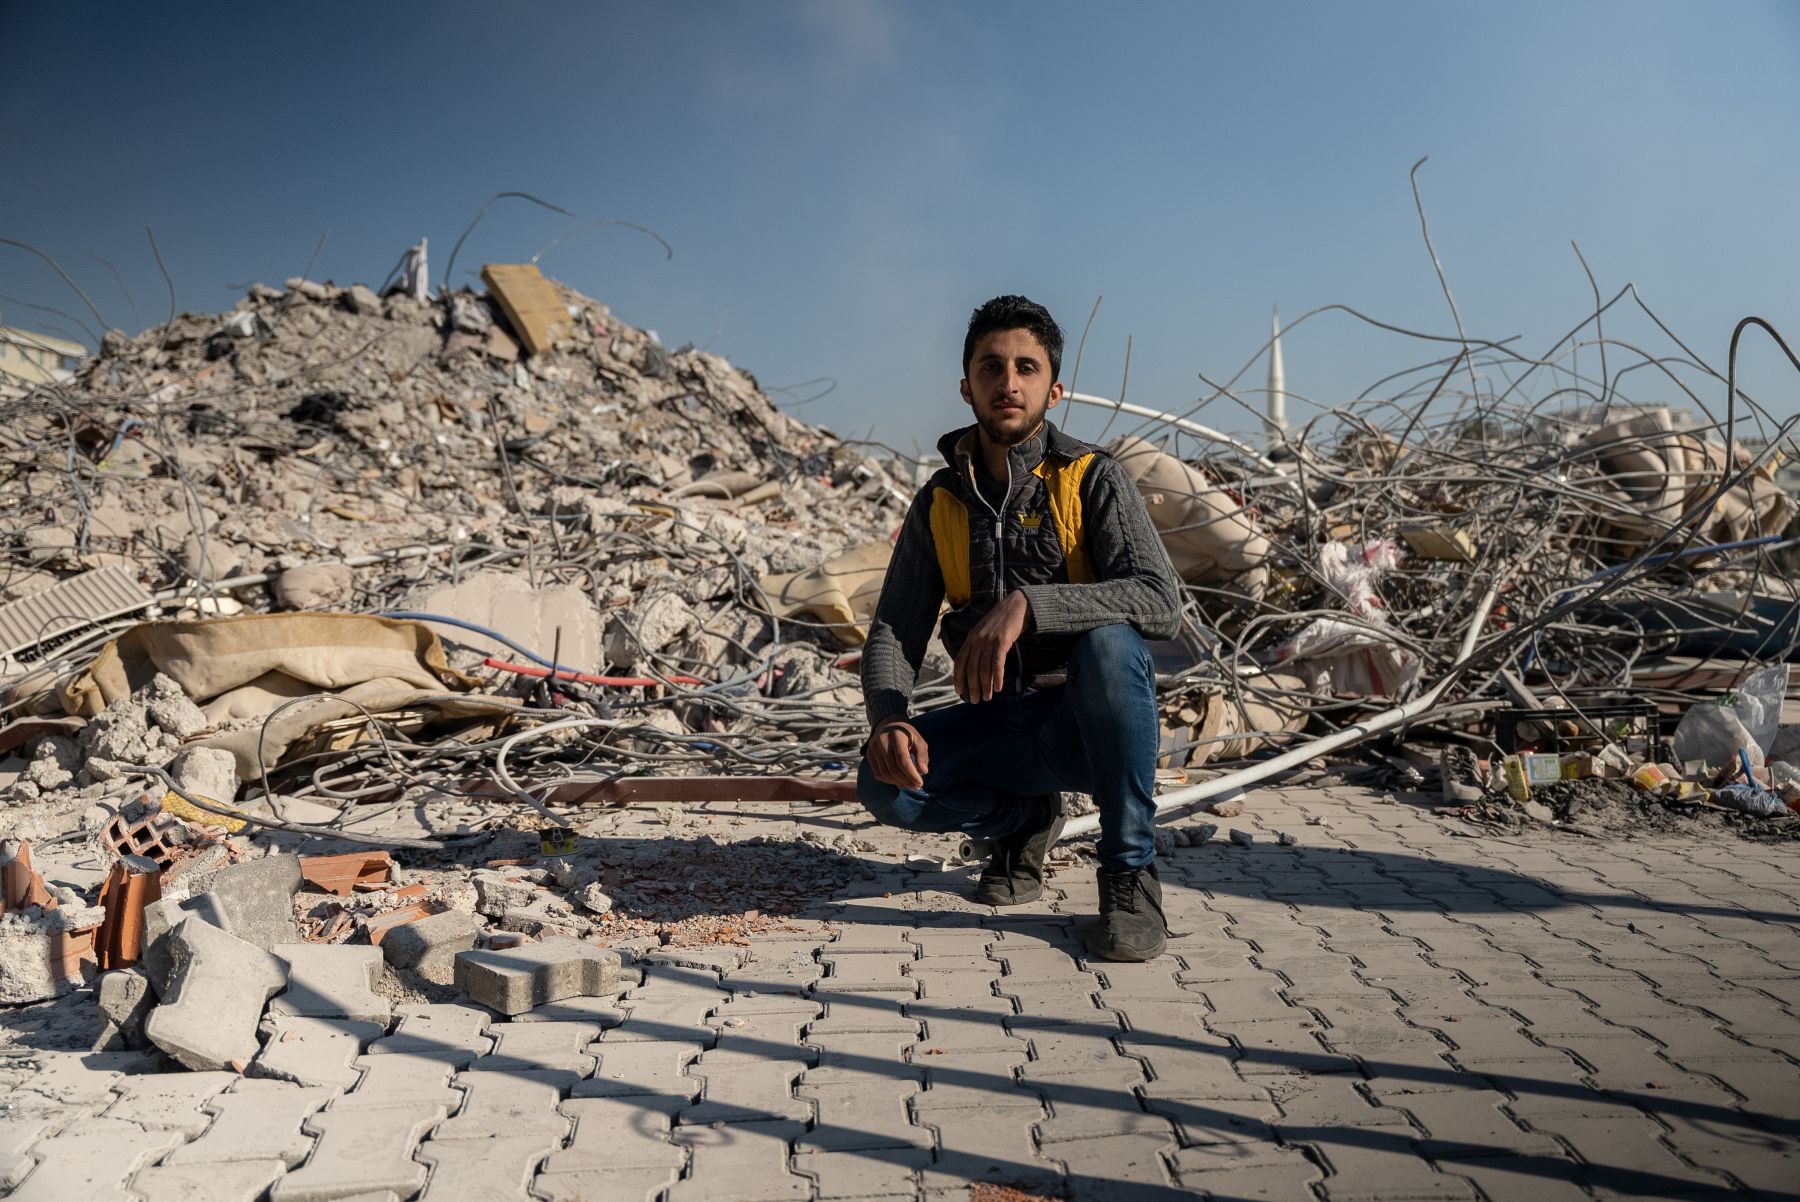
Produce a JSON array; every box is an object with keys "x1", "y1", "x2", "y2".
[{"x1": 1098, "y1": 871, "x2": 1142, "y2": 915}]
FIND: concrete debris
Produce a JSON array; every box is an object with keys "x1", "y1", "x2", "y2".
[
  {"x1": 143, "y1": 915, "x2": 286, "y2": 1070},
  {"x1": 94, "y1": 965, "x2": 155, "y2": 1049}
]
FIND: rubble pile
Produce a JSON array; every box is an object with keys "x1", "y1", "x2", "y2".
[{"x1": 2, "y1": 254, "x2": 1799, "y2": 1041}]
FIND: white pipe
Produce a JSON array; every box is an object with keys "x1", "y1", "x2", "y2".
[
  {"x1": 1062, "y1": 392, "x2": 1283, "y2": 474},
  {"x1": 1059, "y1": 583, "x2": 1500, "y2": 840}
]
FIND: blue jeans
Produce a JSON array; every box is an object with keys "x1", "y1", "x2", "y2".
[{"x1": 857, "y1": 624, "x2": 1159, "y2": 871}]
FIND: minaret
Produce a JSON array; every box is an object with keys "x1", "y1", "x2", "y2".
[{"x1": 1265, "y1": 307, "x2": 1287, "y2": 440}]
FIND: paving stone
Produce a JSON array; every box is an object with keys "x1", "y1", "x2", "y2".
[
  {"x1": 202, "y1": 852, "x2": 304, "y2": 948},
  {"x1": 271, "y1": 1102, "x2": 446, "y2": 1202},
  {"x1": 910, "y1": 1049, "x2": 1034, "y2": 1111},
  {"x1": 824, "y1": 924, "x2": 915, "y2": 953},
  {"x1": 669, "y1": 1119, "x2": 810, "y2": 1201},
  {"x1": 793, "y1": 1148, "x2": 931, "y2": 1198},
  {"x1": 640, "y1": 945, "x2": 747, "y2": 973},
  {"x1": 1052, "y1": 1129, "x2": 1180, "y2": 1192},
  {"x1": 1033, "y1": 1090, "x2": 1178, "y2": 1143},
  {"x1": 482, "y1": 1020, "x2": 603, "y2": 1074},
  {"x1": 332, "y1": 1052, "x2": 461, "y2": 1110},
  {"x1": 370, "y1": 1002, "x2": 495, "y2": 1064},
  {"x1": 1440, "y1": 1156, "x2": 1601, "y2": 1202},
  {"x1": 416, "y1": 1133, "x2": 561, "y2": 1202},
  {"x1": 795, "y1": 1073, "x2": 930, "y2": 1152},
  {"x1": 510, "y1": 995, "x2": 627, "y2": 1025},
  {"x1": 1551, "y1": 1115, "x2": 1738, "y2": 1198},
  {"x1": 0, "y1": 1050, "x2": 154, "y2": 1108},
  {"x1": 455, "y1": 936, "x2": 622, "y2": 1016},
  {"x1": 682, "y1": 1049, "x2": 811, "y2": 1123},
  {"x1": 434, "y1": 1069, "x2": 575, "y2": 1140},
  {"x1": 1369, "y1": 1085, "x2": 1562, "y2": 1158},
  {"x1": 914, "y1": 1007, "x2": 1024, "y2": 1054},
  {"x1": 919, "y1": 1102, "x2": 1061, "y2": 1192},
  {"x1": 807, "y1": 998, "x2": 920, "y2": 1037},
  {"x1": 5, "y1": 1115, "x2": 183, "y2": 1202},
  {"x1": 819, "y1": 955, "x2": 920, "y2": 994},
  {"x1": 0, "y1": 1109, "x2": 63, "y2": 1191},
  {"x1": 270, "y1": 943, "x2": 391, "y2": 1024},
  {"x1": 1171, "y1": 1141, "x2": 1324, "y2": 1198},
  {"x1": 549, "y1": 1094, "x2": 686, "y2": 1171},
  {"x1": 381, "y1": 909, "x2": 481, "y2": 971},
  {"x1": 532, "y1": 1166, "x2": 681, "y2": 1202},
  {"x1": 164, "y1": 1078, "x2": 333, "y2": 1166},
  {"x1": 609, "y1": 992, "x2": 726, "y2": 1042},
  {"x1": 101, "y1": 1069, "x2": 238, "y2": 1136},
  {"x1": 578, "y1": 1039, "x2": 707, "y2": 1098},
  {"x1": 144, "y1": 916, "x2": 287, "y2": 1071},
  {"x1": 1140, "y1": 1094, "x2": 1279, "y2": 1146},
  {"x1": 128, "y1": 1159, "x2": 287, "y2": 1202},
  {"x1": 710, "y1": 1012, "x2": 814, "y2": 1055},
  {"x1": 253, "y1": 1016, "x2": 385, "y2": 1089},
  {"x1": 1297, "y1": 1124, "x2": 1480, "y2": 1199},
  {"x1": 805, "y1": 1031, "x2": 914, "y2": 1071}
]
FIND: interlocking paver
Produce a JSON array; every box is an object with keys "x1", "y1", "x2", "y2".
[
  {"x1": 433, "y1": 1069, "x2": 575, "y2": 1140},
  {"x1": 482, "y1": 1020, "x2": 603, "y2": 1074},
  {"x1": 164, "y1": 1079, "x2": 333, "y2": 1166},
  {"x1": 580, "y1": 1038, "x2": 706, "y2": 1098},
  {"x1": 548, "y1": 1094, "x2": 686, "y2": 1172},
  {"x1": 128, "y1": 1159, "x2": 287, "y2": 1202},
  {"x1": 682, "y1": 1049, "x2": 811, "y2": 1123},
  {"x1": 255, "y1": 1015, "x2": 386, "y2": 1089},
  {"x1": 919, "y1": 1102, "x2": 1061, "y2": 1192},
  {"x1": 792, "y1": 1148, "x2": 931, "y2": 1199},
  {"x1": 669, "y1": 1119, "x2": 810, "y2": 1201},
  {"x1": 270, "y1": 943, "x2": 391, "y2": 1025},
  {"x1": 1171, "y1": 1139, "x2": 1324, "y2": 1199},
  {"x1": 332, "y1": 1052, "x2": 461, "y2": 1109},
  {"x1": 796, "y1": 1070, "x2": 930, "y2": 1152},
  {"x1": 271, "y1": 1102, "x2": 445, "y2": 1202},
  {"x1": 5, "y1": 1115, "x2": 183, "y2": 1202},
  {"x1": 101, "y1": 1069, "x2": 237, "y2": 1136},
  {"x1": 417, "y1": 1133, "x2": 560, "y2": 1202}
]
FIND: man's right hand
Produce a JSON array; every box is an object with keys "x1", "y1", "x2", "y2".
[{"x1": 866, "y1": 718, "x2": 930, "y2": 790}]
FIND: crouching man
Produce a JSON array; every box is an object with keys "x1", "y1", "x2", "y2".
[{"x1": 857, "y1": 295, "x2": 1182, "y2": 961}]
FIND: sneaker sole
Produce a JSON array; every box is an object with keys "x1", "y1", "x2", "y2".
[{"x1": 1087, "y1": 930, "x2": 1167, "y2": 962}]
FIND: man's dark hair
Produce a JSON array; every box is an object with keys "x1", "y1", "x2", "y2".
[{"x1": 963, "y1": 295, "x2": 1064, "y2": 382}]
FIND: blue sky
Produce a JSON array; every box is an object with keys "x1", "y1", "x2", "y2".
[{"x1": 4, "y1": 1, "x2": 1798, "y2": 454}]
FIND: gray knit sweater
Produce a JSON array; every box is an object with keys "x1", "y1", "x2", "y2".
[{"x1": 861, "y1": 421, "x2": 1182, "y2": 730}]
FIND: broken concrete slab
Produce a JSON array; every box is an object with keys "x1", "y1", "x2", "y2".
[
  {"x1": 94, "y1": 966, "x2": 156, "y2": 1050},
  {"x1": 269, "y1": 943, "x2": 391, "y2": 1025},
  {"x1": 202, "y1": 854, "x2": 302, "y2": 948},
  {"x1": 453, "y1": 934, "x2": 622, "y2": 1016},
  {"x1": 144, "y1": 916, "x2": 286, "y2": 1071}
]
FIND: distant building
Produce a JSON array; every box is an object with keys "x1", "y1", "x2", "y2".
[{"x1": 0, "y1": 327, "x2": 86, "y2": 389}]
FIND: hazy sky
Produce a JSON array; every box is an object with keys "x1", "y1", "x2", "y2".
[{"x1": 5, "y1": 1, "x2": 1798, "y2": 455}]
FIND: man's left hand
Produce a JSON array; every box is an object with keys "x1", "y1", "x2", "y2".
[{"x1": 954, "y1": 590, "x2": 1031, "y2": 703}]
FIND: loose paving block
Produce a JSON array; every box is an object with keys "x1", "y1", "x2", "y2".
[
  {"x1": 456, "y1": 936, "x2": 621, "y2": 1016},
  {"x1": 272, "y1": 1102, "x2": 445, "y2": 1202},
  {"x1": 165, "y1": 1079, "x2": 334, "y2": 1166},
  {"x1": 144, "y1": 915, "x2": 287, "y2": 1070},
  {"x1": 202, "y1": 853, "x2": 304, "y2": 948},
  {"x1": 510, "y1": 994, "x2": 627, "y2": 1024},
  {"x1": 102, "y1": 1069, "x2": 237, "y2": 1136},
  {"x1": 548, "y1": 1094, "x2": 687, "y2": 1172},
  {"x1": 682, "y1": 1049, "x2": 811, "y2": 1123},
  {"x1": 484, "y1": 1021, "x2": 603, "y2": 1074},
  {"x1": 270, "y1": 943, "x2": 391, "y2": 1025},
  {"x1": 578, "y1": 1039, "x2": 706, "y2": 1098},
  {"x1": 95, "y1": 967, "x2": 155, "y2": 1048},
  {"x1": 417, "y1": 1133, "x2": 562, "y2": 1202},
  {"x1": 640, "y1": 945, "x2": 747, "y2": 973},
  {"x1": 6, "y1": 1115, "x2": 183, "y2": 1202},
  {"x1": 433, "y1": 1069, "x2": 575, "y2": 1141},
  {"x1": 796, "y1": 1073, "x2": 930, "y2": 1152},
  {"x1": 129, "y1": 1158, "x2": 286, "y2": 1202},
  {"x1": 253, "y1": 1015, "x2": 384, "y2": 1089},
  {"x1": 381, "y1": 909, "x2": 480, "y2": 971},
  {"x1": 669, "y1": 1119, "x2": 810, "y2": 1202}
]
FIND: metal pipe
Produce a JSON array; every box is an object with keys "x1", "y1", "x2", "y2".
[
  {"x1": 1059, "y1": 582, "x2": 1500, "y2": 840},
  {"x1": 1061, "y1": 392, "x2": 1284, "y2": 473}
]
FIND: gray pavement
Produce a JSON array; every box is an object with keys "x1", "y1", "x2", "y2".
[{"x1": 3, "y1": 783, "x2": 1799, "y2": 1200}]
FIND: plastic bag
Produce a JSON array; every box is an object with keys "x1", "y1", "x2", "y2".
[{"x1": 1672, "y1": 663, "x2": 1790, "y2": 771}]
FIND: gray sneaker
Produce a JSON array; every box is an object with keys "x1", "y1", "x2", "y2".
[
  {"x1": 1090, "y1": 862, "x2": 1168, "y2": 961},
  {"x1": 974, "y1": 794, "x2": 1065, "y2": 907}
]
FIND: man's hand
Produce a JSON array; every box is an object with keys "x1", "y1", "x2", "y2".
[
  {"x1": 866, "y1": 717, "x2": 931, "y2": 789},
  {"x1": 954, "y1": 590, "x2": 1031, "y2": 704}
]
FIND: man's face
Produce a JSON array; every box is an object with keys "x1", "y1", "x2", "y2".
[{"x1": 959, "y1": 327, "x2": 1063, "y2": 448}]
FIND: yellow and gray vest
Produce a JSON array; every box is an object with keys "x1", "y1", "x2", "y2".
[{"x1": 925, "y1": 423, "x2": 1106, "y2": 676}]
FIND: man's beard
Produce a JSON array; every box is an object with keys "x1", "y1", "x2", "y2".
[{"x1": 976, "y1": 407, "x2": 1042, "y2": 447}]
